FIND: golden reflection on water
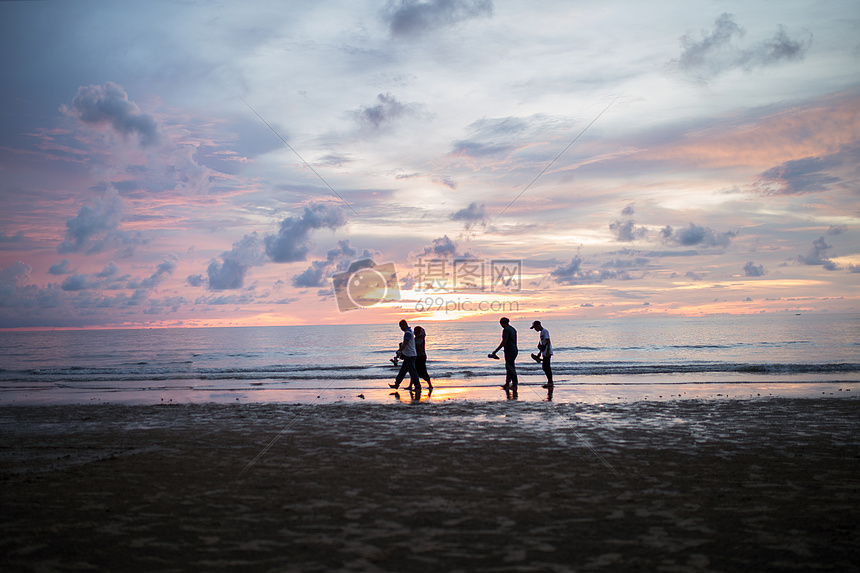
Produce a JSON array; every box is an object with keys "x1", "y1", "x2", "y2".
[{"x1": 421, "y1": 385, "x2": 477, "y2": 401}]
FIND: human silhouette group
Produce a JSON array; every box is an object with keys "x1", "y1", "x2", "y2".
[{"x1": 389, "y1": 317, "x2": 553, "y2": 399}]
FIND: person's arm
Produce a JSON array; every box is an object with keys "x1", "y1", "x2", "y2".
[
  {"x1": 493, "y1": 329, "x2": 508, "y2": 355},
  {"x1": 397, "y1": 332, "x2": 408, "y2": 357}
]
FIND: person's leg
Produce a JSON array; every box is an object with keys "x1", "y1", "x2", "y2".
[
  {"x1": 417, "y1": 355, "x2": 432, "y2": 389},
  {"x1": 416, "y1": 356, "x2": 428, "y2": 382},
  {"x1": 542, "y1": 355, "x2": 553, "y2": 385},
  {"x1": 403, "y1": 356, "x2": 416, "y2": 390},
  {"x1": 390, "y1": 360, "x2": 408, "y2": 388},
  {"x1": 505, "y1": 352, "x2": 518, "y2": 388},
  {"x1": 502, "y1": 355, "x2": 512, "y2": 389},
  {"x1": 405, "y1": 355, "x2": 421, "y2": 391}
]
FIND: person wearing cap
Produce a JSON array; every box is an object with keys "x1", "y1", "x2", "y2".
[
  {"x1": 530, "y1": 320, "x2": 553, "y2": 388},
  {"x1": 491, "y1": 317, "x2": 518, "y2": 391}
]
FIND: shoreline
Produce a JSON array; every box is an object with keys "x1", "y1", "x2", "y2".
[
  {"x1": 1, "y1": 374, "x2": 858, "y2": 406},
  {"x1": 2, "y1": 398, "x2": 860, "y2": 571}
]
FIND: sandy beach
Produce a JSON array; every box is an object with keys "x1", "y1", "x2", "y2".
[{"x1": 2, "y1": 397, "x2": 859, "y2": 572}]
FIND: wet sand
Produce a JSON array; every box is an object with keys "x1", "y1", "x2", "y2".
[{"x1": 2, "y1": 397, "x2": 859, "y2": 572}]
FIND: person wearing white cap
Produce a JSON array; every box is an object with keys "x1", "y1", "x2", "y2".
[{"x1": 530, "y1": 320, "x2": 553, "y2": 388}]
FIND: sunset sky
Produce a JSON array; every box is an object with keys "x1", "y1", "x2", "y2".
[{"x1": 1, "y1": 0, "x2": 858, "y2": 329}]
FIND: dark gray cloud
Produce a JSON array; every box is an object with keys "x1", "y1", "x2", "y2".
[
  {"x1": 0, "y1": 263, "x2": 67, "y2": 322},
  {"x1": 264, "y1": 203, "x2": 348, "y2": 263},
  {"x1": 673, "y1": 12, "x2": 744, "y2": 73},
  {"x1": 60, "y1": 259, "x2": 175, "y2": 292},
  {"x1": 354, "y1": 93, "x2": 407, "y2": 130},
  {"x1": 759, "y1": 155, "x2": 841, "y2": 195},
  {"x1": 138, "y1": 259, "x2": 177, "y2": 289},
  {"x1": 449, "y1": 114, "x2": 566, "y2": 160},
  {"x1": 735, "y1": 25, "x2": 812, "y2": 70},
  {"x1": 58, "y1": 188, "x2": 123, "y2": 254},
  {"x1": 670, "y1": 13, "x2": 811, "y2": 80},
  {"x1": 450, "y1": 116, "x2": 529, "y2": 158},
  {"x1": 449, "y1": 140, "x2": 516, "y2": 158},
  {"x1": 451, "y1": 202, "x2": 487, "y2": 229},
  {"x1": 112, "y1": 230, "x2": 150, "y2": 259},
  {"x1": 383, "y1": 0, "x2": 494, "y2": 37},
  {"x1": 550, "y1": 256, "x2": 631, "y2": 285},
  {"x1": 292, "y1": 239, "x2": 367, "y2": 289},
  {"x1": 142, "y1": 295, "x2": 187, "y2": 316},
  {"x1": 395, "y1": 172, "x2": 422, "y2": 181},
  {"x1": 61, "y1": 273, "x2": 95, "y2": 291},
  {"x1": 0, "y1": 230, "x2": 25, "y2": 244},
  {"x1": 224, "y1": 233, "x2": 267, "y2": 267},
  {"x1": 48, "y1": 260, "x2": 73, "y2": 275},
  {"x1": 610, "y1": 219, "x2": 646, "y2": 242},
  {"x1": 417, "y1": 235, "x2": 460, "y2": 258},
  {"x1": 352, "y1": 94, "x2": 429, "y2": 133},
  {"x1": 187, "y1": 274, "x2": 205, "y2": 287},
  {"x1": 660, "y1": 223, "x2": 735, "y2": 248},
  {"x1": 202, "y1": 204, "x2": 350, "y2": 291},
  {"x1": 621, "y1": 203, "x2": 635, "y2": 217},
  {"x1": 206, "y1": 259, "x2": 248, "y2": 291},
  {"x1": 743, "y1": 261, "x2": 767, "y2": 277},
  {"x1": 316, "y1": 154, "x2": 352, "y2": 167},
  {"x1": 206, "y1": 233, "x2": 265, "y2": 291},
  {"x1": 326, "y1": 239, "x2": 359, "y2": 262},
  {"x1": 797, "y1": 236, "x2": 838, "y2": 270},
  {"x1": 0, "y1": 259, "x2": 172, "y2": 327},
  {"x1": 612, "y1": 247, "x2": 700, "y2": 258},
  {"x1": 0, "y1": 261, "x2": 31, "y2": 291},
  {"x1": 289, "y1": 239, "x2": 378, "y2": 292},
  {"x1": 602, "y1": 257, "x2": 650, "y2": 269},
  {"x1": 609, "y1": 219, "x2": 647, "y2": 242},
  {"x1": 292, "y1": 259, "x2": 332, "y2": 289},
  {"x1": 467, "y1": 116, "x2": 531, "y2": 137},
  {"x1": 63, "y1": 82, "x2": 160, "y2": 147},
  {"x1": 97, "y1": 261, "x2": 120, "y2": 278}
]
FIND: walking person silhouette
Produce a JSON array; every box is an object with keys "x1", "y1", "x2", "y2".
[
  {"x1": 389, "y1": 320, "x2": 420, "y2": 393},
  {"x1": 413, "y1": 326, "x2": 433, "y2": 391},
  {"x1": 490, "y1": 317, "x2": 518, "y2": 392},
  {"x1": 530, "y1": 320, "x2": 553, "y2": 388}
]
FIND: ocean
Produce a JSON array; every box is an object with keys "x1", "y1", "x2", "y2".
[{"x1": 1, "y1": 314, "x2": 858, "y2": 405}]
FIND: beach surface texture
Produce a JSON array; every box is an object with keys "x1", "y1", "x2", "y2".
[{"x1": 2, "y1": 397, "x2": 859, "y2": 572}]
